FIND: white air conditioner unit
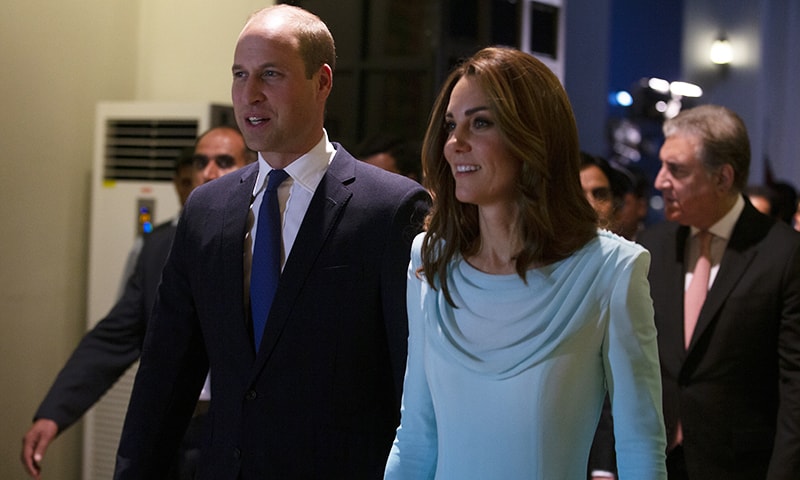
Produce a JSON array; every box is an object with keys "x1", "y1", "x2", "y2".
[{"x1": 82, "y1": 101, "x2": 234, "y2": 480}]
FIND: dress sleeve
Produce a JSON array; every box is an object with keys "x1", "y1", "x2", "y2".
[
  {"x1": 385, "y1": 235, "x2": 438, "y2": 479},
  {"x1": 604, "y1": 249, "x2": 668, "y2": 480}
]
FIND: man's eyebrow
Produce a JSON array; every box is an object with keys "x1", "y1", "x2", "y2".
[{"x1": 232, "y1": 62, "x2": 278, "y2": 72}]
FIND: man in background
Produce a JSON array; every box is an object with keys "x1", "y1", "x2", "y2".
[
  {"x1": 21, "y1": 126, "x2": 253, "y2": 479},
  {"x1": 611, "y1": 163, "x2": 649, "y2": 241},
  {"x1": 356, "y1": 133, "x2": 422, "y2": 182},
  {"x1": 640, "y1": 105, "x2": 800, "y2": 479}
]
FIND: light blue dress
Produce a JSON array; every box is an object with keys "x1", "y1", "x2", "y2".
[{"x1": 385, "y1": 230, "x2": 666, "y2": 479}]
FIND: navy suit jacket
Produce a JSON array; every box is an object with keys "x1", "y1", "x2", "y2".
[
  {"x1": 115, "y1": 145, "x2": 430, "y2": 479},
  {"x1": 639, "y1": 200, "x2": 800, "y2": 479},
  {"x1": 35, "y1": 220, "x2": 175, "y2": 431}
]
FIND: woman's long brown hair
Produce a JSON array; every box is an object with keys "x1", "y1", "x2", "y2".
[{"x1": 420, "y1": 46, "x2": 597, "y2": 307}]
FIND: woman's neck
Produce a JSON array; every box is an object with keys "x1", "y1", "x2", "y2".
[{"x1": 466, "y1": 206, "x2": 522, "y2": 274}]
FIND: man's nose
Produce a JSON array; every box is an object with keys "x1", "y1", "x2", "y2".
[{"x1": 202, "y1": 164, "x2": 221, "y2": 182}]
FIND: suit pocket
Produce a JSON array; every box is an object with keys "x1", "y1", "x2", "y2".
[{"x1": 304, "y1": 264, "x2": 362, "y2": 286}]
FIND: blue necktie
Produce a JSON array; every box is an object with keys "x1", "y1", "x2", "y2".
[{"x1": 250, "y1": 169, "x2": 289, "y2": 351}]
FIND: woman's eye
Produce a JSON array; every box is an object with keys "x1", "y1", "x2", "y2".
[{"x1": 444, "y1": 121, "x2": 456, "y2": 132}]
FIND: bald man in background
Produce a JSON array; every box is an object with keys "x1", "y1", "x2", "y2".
[{"x1": 21, "y1": 126, "x2": 254, "y2": 479}]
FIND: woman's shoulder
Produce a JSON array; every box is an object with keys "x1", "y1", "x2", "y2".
[
  {"x1": 593, "y1": 229, "x2": 647, "y2": 257},
  {"x1": 412, "y1": 230, "x2": 426, "y2": 247},
  {"x1": 574, "y1": 229, "x2": 649, "y2": 273},
  {"x1": 410, "y1": 231, "x2": 427, "y2": 268},
  {"x1": 411, "y1": 231, "x2": 426, "y2": 254}
]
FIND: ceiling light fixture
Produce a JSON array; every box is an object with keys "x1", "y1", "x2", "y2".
[{"x1": 710, "y1": 37, "x2": 733, "y2": 65}]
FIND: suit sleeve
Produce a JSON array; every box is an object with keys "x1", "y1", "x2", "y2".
[
  {"x1": 381, "y1": 185, "x2": 430, "y2": 406},
  {"x1": 34, "y1": 241, "x2": 152, "y2": 432},
  {"x1": 767, "y1": 237, "x2": 800, "y2": 479},
  {"x1": 114, "y1": 209, "x2": 208, "y2": 479}
]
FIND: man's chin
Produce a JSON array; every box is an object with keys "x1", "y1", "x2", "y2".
[{"x1": 664, "y1": 209, "x2": 683, "y2": 224}]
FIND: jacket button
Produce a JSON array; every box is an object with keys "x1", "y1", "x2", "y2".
[
  {"x1": 233, "y1": 448, "x2": 241, "y2": 459},
  {"x1": 245, "y1": 390, "x2": 257, "y2": 400}
]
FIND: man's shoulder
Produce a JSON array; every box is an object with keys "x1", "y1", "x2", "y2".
[
  {"x1": 732, "y1": 203, "x2": 800, "y2": 251},
  {"x1": 194, "y1": 162, "x2": 258, "y2": 198},
  {"x1": 331, "y1": 143, "x2": 424, "y2": 192},
  {"x1": 143, "y1": 219, "x2": 177, "y2": 243},
  {"x1": 133, "y1": 218, "x2": 175, "y2": 263},
  {"x1": 149, "y1": 219, "x2": 177, "y2": 236},
  {"x1": 757, "y1": 216, "x2": 800, "y2": 250},
  {"x1": 638, "y1": 221, "x2": 680, "y2": 246},
  {"x1": 323, "y1": 162, "x2": 427, "y2": 220},
  {"x1": 360, "y1": 162, "x2": 424, "y2": 193}
]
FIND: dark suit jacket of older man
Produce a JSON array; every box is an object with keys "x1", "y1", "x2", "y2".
[
  {"x1": 639, "y1": 199, "x2": 800, "y2": 479},
  {"x1": 114, "y1": 145, "x2": 430, "y2": 480}
]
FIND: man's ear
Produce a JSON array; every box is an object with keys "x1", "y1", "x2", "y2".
[
  {"x1": 317, "y1": 64, "x2": 333, "y2": 100},
  {"x1": 717, "y1": 164, "x2": 735, "y2": 192}
]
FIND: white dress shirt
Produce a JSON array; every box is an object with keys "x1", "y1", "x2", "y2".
[
  {"x1": 249, "y1": 131, "x2": 336, "y2": 268},
  {"x1": 684, "y1": 194, "x2": 745, "y2": 291}
]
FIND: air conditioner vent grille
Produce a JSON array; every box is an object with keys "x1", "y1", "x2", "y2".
[{"x1": 103, "y1": 119, "x2": 199, "y2": 181}]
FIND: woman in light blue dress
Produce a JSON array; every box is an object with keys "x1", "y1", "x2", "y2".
[{"x1": 384, "y1": 47, "x2": 666, "y2": 479}]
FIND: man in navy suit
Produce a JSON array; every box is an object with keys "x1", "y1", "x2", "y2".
[
  {"x1": 114, "y1": 5, "x2": 430, "y2": 479},
  {"x1": 21, "y1": 127, "x2": 253, "y2": 479},
  {"x1": 641, "y1": 105, "x2": 800, "y2": 479}
]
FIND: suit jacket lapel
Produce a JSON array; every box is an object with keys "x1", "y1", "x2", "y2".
[
  {"x1": 687, "y1": 202, "x2": 768, "y2": 352},
  {"x1": 221, "y1": 165, "x2": 260, "y2": 365},
  {"x1": 252, "y1": 149, "x2": 355, "y2": 373},
  {"x1": 662, "y1": 225, "x2": 691, "y2": 371}
]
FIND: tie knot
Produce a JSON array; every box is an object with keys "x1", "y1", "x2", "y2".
[
  {"x1": 267, "y1": 169, "x2": 289, "y2": 191},
  {"x1": 697, "y1": 230, "x2": 712, "y2": 256}
]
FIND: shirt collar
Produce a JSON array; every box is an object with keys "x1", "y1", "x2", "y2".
[
  {"x1": 690, "y1": 194, "x2": 745, "y2": 241},
  {"x1": 252, "y1": 129, "x2": 336, "y2": 197}
]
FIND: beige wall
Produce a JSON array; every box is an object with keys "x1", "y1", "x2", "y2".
[
  {"x1": 0, "y1": 1, "x2": 270, "y2": 479},
  {"x1": 136, "y1": 0, "x2": 268, "y2": 102}
]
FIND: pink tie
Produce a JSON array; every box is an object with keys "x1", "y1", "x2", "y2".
[
  {"x1": 671, "y1": 231, "x2": 713, "y2": 449},
  {"x1": 684, "y1": 231, "x2": 712, "y2": 349}
]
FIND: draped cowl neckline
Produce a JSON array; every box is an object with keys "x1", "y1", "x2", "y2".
[{"x1": 425, "y1": 234, "x2": 620, "y2": 379}]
